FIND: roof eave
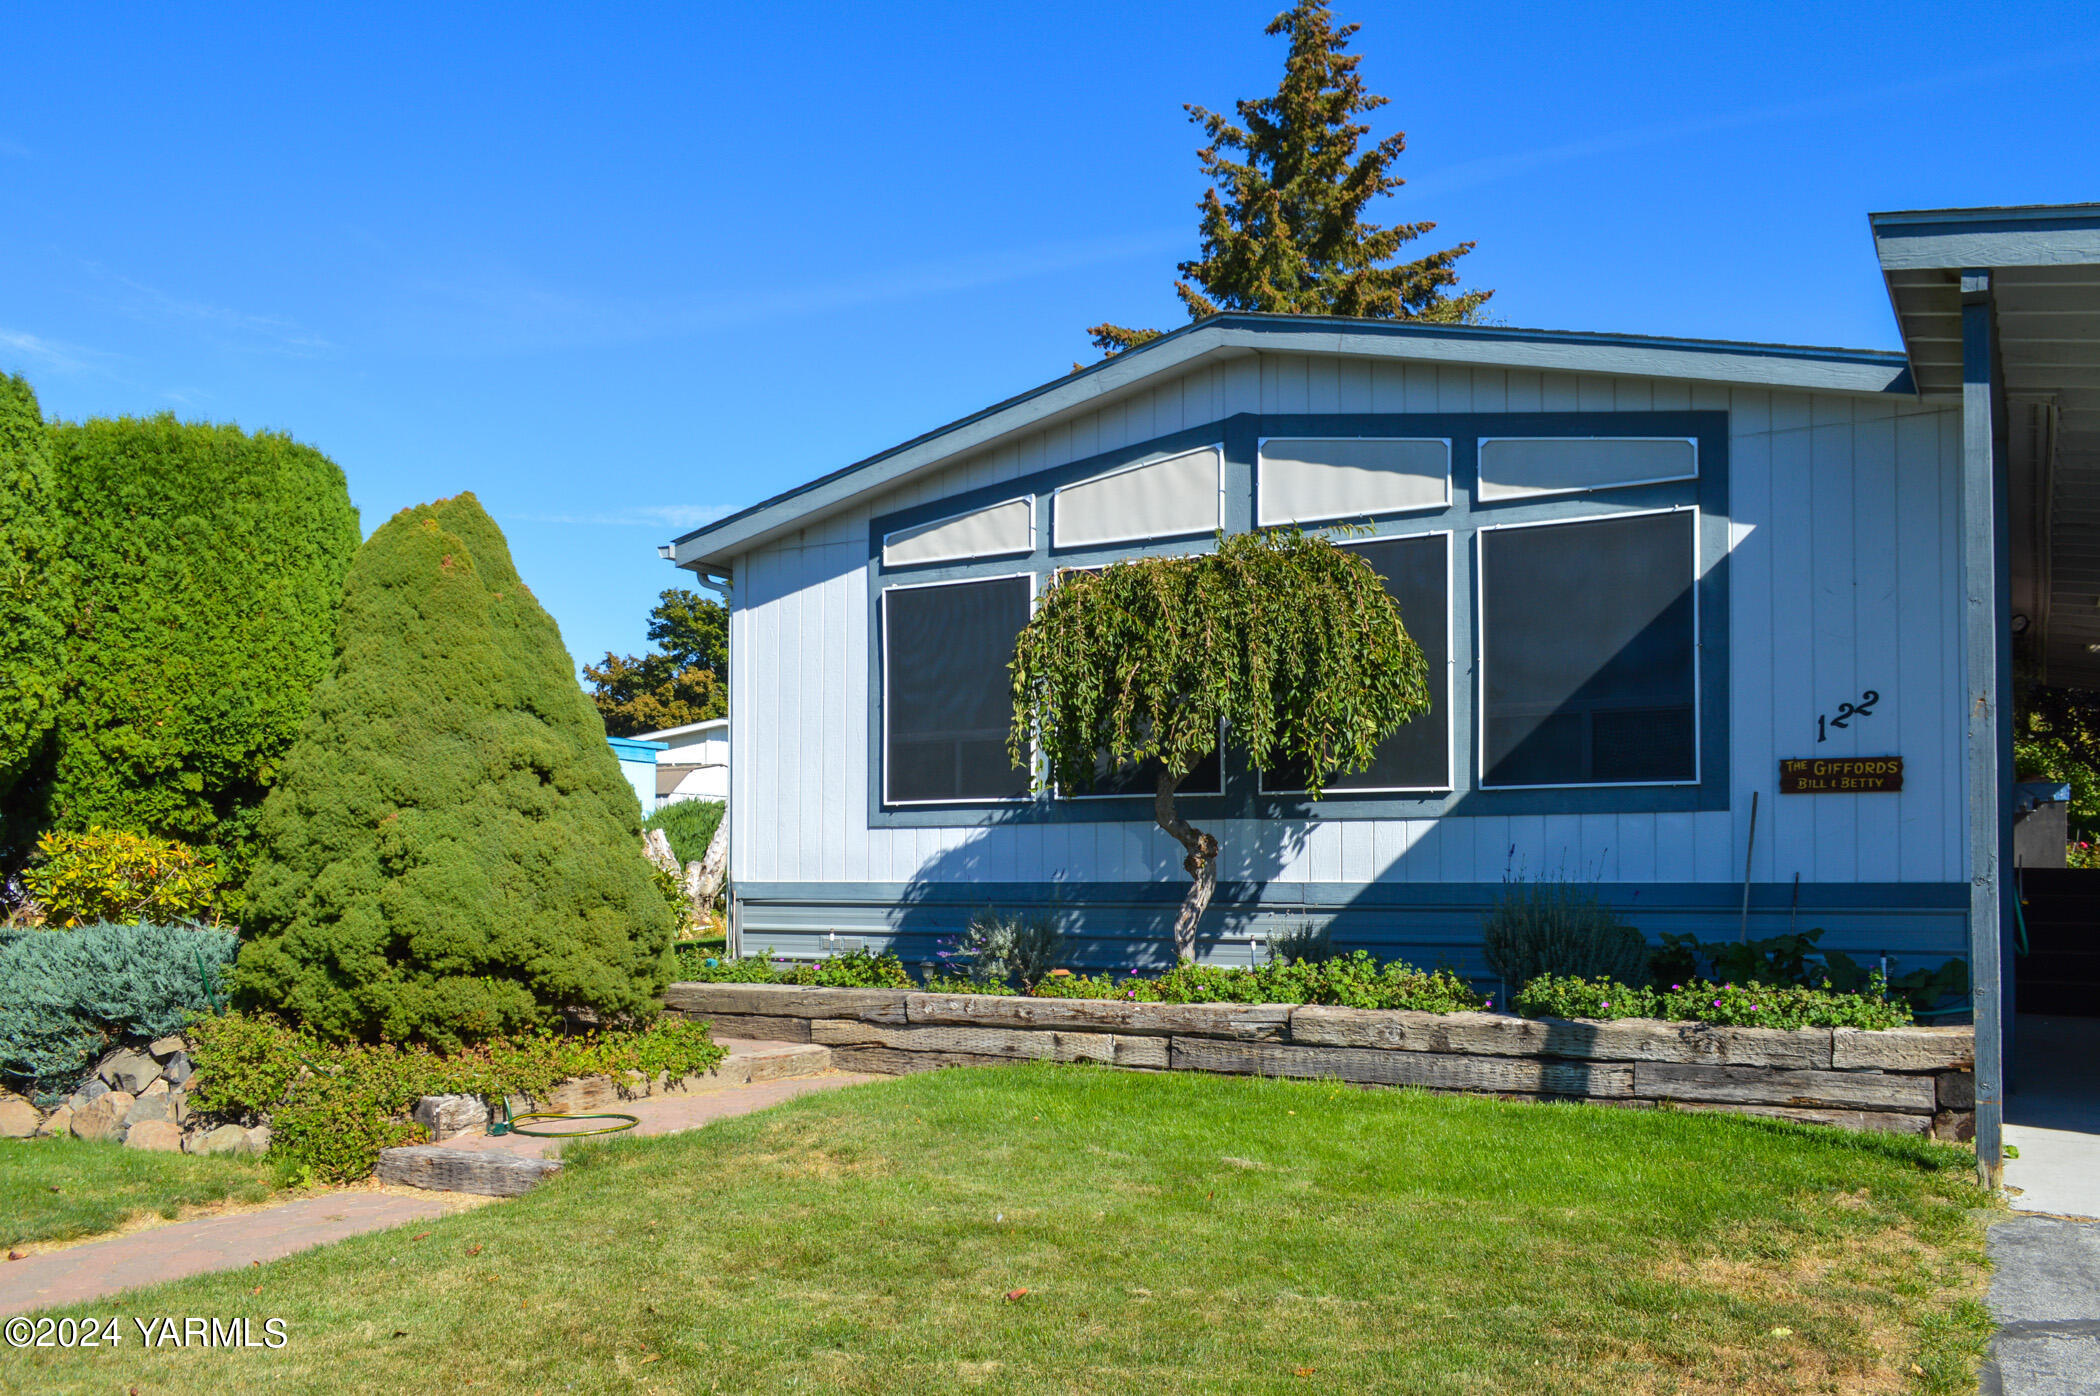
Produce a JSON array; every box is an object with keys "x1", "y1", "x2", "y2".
[{"x1": 670, "y1": 314, "x2": 1911, "y2": 571}]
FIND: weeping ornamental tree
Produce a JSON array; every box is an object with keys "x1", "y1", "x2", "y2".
[
  {"x1": 1009, "y1": 530, "x2": 1430, "y2": 959},
  {"x1": 236, "y1": 494, "x2": 675, "y2": 1047},
  {"x1": 1089, "y1": 0, "x2": 1491, "y2": 356}
]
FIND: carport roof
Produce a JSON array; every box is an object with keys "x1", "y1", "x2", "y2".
[{"x1": 1873, "y1": 203, "x2": 2100, "y2": 688}]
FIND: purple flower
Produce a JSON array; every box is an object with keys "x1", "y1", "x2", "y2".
[
  {"x1": 1601, "y1": 1001, "x2": 1610, "y2": 1009},
  {"x1": 1671, "y1": 984, "x2": 1682, "y2": 991},
  {"x1": 1713, "y1": 1000, "x2": 1722, "y2": 1008}
]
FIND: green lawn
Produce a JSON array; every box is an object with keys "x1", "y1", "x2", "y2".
[
  {"x1": 2, "y1": 1135, "x2": 280, "y2": 1248},
  {"x1": 14, "y1": 1065, "x2": 1993, "y2": 1393}
]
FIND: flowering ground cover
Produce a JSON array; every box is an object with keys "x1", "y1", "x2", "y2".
[{"x1": 14, "y1": 1063, "x2": 1991, "y2": 1392}]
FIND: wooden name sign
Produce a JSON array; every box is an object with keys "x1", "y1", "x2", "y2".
[{"x1": 1779, "y1": 756, "x2": 1903, "y2": 794}]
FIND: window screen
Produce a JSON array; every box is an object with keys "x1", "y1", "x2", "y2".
[
  {"x1": 884, "y1": 577, "x2": 1032, "y2": 803},
  {"x1": 1266, "y1": 533, "x2": 1450, "y2": 792},
  {"x1": 1478, "y1": 437, "x2": 1697, "y2": 500},
  {"x1": 1257, "y1": 438, "x2": 1448, "y2": 525},
  {"x1": 1481, "y1": 511, "x2": 1696, "y2": 786},
  {"x1": 882, "y1": 497, "x2": 1033, "y2": 568},
  {"x1": 1052, "y1": 447, "x2": 1220, "y2": 548}
]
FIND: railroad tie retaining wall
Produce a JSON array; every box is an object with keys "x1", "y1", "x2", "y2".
[{"x1": 663, "y1": 982, "x2": 1975, "y2": 1139}]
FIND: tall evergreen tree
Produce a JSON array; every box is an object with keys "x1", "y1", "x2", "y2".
[
  {"x1": 585, "y1": 587, "x2": 728, "y2": 736},
  {"x1": 237, "y1": 494, "x2": 675, "y2": 1047},
  {"x1": 1089, "y1": 0, "x2": 1490, "y2": 356},
  {"x1": 0, "y1": 376, "x2": 67, "y2": 819},
  {"x1": 6, "y1": 412, "x2": 358, "y2": 884}
]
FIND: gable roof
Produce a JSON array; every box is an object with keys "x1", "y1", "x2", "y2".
[{"x1": 667, "y1": 311, "x2": 1912, "y2": 571}]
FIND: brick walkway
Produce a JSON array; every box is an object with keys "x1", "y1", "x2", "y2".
[{"x1": 0, "y1": 1066, "x2": 876, "y2": 1317}]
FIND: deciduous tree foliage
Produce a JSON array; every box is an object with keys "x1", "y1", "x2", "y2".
[
  {"x1": 1009, "y1": 530, "x2": 1430, "y2": 958},
  {"x1": 236, "y1": 494, "x2": 676, "y2": 1046},
  {"x1": 0, "y1": 375, "x2": 67, "y2": 812},
  {"x1": 1089, "y1": 0, "x2": 1491, "y2": 357},
  {"x1": 585, "y1": 587, "x2": 728, "y2": 736},
  {"x1": 4, "y1": 411, "x2": 358, "y2": 883}
]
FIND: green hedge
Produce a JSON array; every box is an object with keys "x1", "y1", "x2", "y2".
[
  {"x1": 0, "y1": 922, "x2": 238, "y2": 1104},
  {"x1": 5, "y1": 410, "x2": 358, "y2": 884},
  {"x1": 0, "y1": 375, "x2": 67, "y2": 809}
]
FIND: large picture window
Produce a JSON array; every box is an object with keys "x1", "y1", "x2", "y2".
[
  {"x1": 882, "y1": 575, "x2": 1032, "y2": 804},
  {"x1": 1480, "y1": 509, "x2": 1697, "y2": 787},
  {"x1": 1265, "y1": 533, "x2": 1450, "y2": 793}
]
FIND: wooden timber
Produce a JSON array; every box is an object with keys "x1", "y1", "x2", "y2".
[
  {"x1": 1633, "y1": 1062, "x2": 1938, "y2": 1113},
  {"x1": 906, "y1": 994, "x2": 1289, "y2": 1040},
  {"x1": 1169, "y1": 1037, "x2": 1635, "y2": 1096},
  {"x1": 1288, "y1": 1007, "x2": 1835, "y2": 1069},
  {"x1": 664, "y1": 982, "x2": 909, "y2": 1023}
]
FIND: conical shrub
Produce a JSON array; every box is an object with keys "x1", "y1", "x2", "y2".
[{"x1": 235, "y1": 494, "x2": 674, "y2": 1046}]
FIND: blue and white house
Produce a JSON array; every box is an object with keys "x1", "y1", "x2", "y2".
[{"x1": 667, "y1": 202, "x2": 2100, "y2": 1169}]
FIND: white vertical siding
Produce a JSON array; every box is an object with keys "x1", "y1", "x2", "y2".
[{"x1": 730, "y1": 355, "x2": 1964, "y2": 890}]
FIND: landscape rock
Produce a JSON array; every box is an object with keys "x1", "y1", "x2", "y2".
[
  {"x1": 413, "y1": 1093, "x2": 489, "y2": 1141},
  {"x1": 100, "y1": 1049, "x2": 159, "y2": 1095},
  {"x1": 148, "y1": 1035, "x2": 188, "y2": 1060},
  {"x1": 124, "y1": 1119, "x2": 183, "y2": 1152},
  {"x1": 36, "y1": 1105, "x2": 74, "y2": 1138},
  {"x1": 163, "y1": 1052, "x2": 193, "y2": 1086},
  {"x1": 71, "y1": 1091, "x2": 136, "y2": 1142},
  {"x1": 619, "y1": 1069, "x2": 651, "y2": 1099},
  {"x1": 67, "y1": 1079, "x2": 109, "y2": 1112},
  {"x1": 0, "y1": 1094, "x2": 41, "y2": 1138},
  {"x1": 188, "y1": 1123, "x2": 249, "y2": 1155},
  {"x1": 141, "y1": 1078, "x2": 170, "y2": 1098},
  {"x1": 242, "y1": 1125, "x2": 271, "y2": 1156},
  {"x1": 123, "y1": 1093, "x2": 178, "y2": 1129}
]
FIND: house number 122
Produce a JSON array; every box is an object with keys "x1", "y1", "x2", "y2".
[{"x1": 1817, "y1": 689, "x2": 1880, "y2": 742}]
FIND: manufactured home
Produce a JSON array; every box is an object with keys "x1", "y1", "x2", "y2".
[{"x1": 667, "y1": 201, "x2": 2100, "y2": 1171}]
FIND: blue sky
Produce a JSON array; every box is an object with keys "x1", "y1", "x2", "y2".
[{"x1": 5, "y1": 2, "x2": 2098, "y2": 673}]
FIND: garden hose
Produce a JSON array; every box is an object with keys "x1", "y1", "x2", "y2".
[
  {"x1": 485, "y1": 1095, "x2": 638, "y2": 1138},
  {"x1": 195, "y1": 948, "x2": 223, "y2": 1015}
]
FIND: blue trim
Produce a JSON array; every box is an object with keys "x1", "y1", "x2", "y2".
[
  {"x1": 730, "y1": 880, "x2": 1970, "y2": 976},
  {"x1": 606, "y1": 737, "x2": 667, "y2": 758},
  {"x1": 868, "y1": 411, "x2": 1727, "y2": 827},
  {"x1": 738, "y1": 880, "x2": 1969, "y2": 910}
]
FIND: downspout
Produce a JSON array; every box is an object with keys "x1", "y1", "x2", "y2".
[{"x1": 1959, "y1": 269, "x2": 2009, "y2": 1190}]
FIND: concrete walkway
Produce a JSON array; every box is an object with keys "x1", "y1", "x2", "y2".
[
  {"x1": 0, "y1": 1062, "x2": 874, "y2": 1318},
  {"x1": 1982, "y1": 1217, "x2": 2100, "y2": 1395},
  {"x1": 2005, "y1": 1015, "x2": 2100, "y2": 1222}
]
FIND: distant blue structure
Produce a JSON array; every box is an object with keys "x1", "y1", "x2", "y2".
[{"x1": 607, "y1": 736, "x2": 667, "y2": 813}]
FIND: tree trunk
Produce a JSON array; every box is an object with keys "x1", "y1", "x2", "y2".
[
  {"x1": 682, "y1": 810, "x2": 730, "y2": 917},
  {"x1": 1155, "y1": 770, "x2": 1220, "y2": 962}
]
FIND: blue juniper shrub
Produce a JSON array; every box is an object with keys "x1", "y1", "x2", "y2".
[{"x1": 0, "y1": 921, "x2": 238, "y2": 1105}]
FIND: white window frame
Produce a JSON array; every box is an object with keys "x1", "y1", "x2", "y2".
[
  {"x1": 1050, "y1": 445, "x2": 1224, "y2": 550},
  {"x1": 1474, "y1": 504, "x2": 1702, "y2": 791},
  {"x1": 1255, "y1": 436, "x2": 1453, "y2": 527},
  {"x1": 1257, "y1": 529, "x2": 1456, "y2": 796},
  {"x1": 880, "y1": 494, "x2": 1036, "y2": 569},
  {"x1": 1475, "y1": 436, "x2": 1700, "y2": 503},
  {"x1": 880, "y1": 570, "x2": 1038, "y2": 807}
]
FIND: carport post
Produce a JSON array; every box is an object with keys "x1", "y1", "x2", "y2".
[{"x1": 1960, "y1": 269, "x2": 2009, "y2": 1189}]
